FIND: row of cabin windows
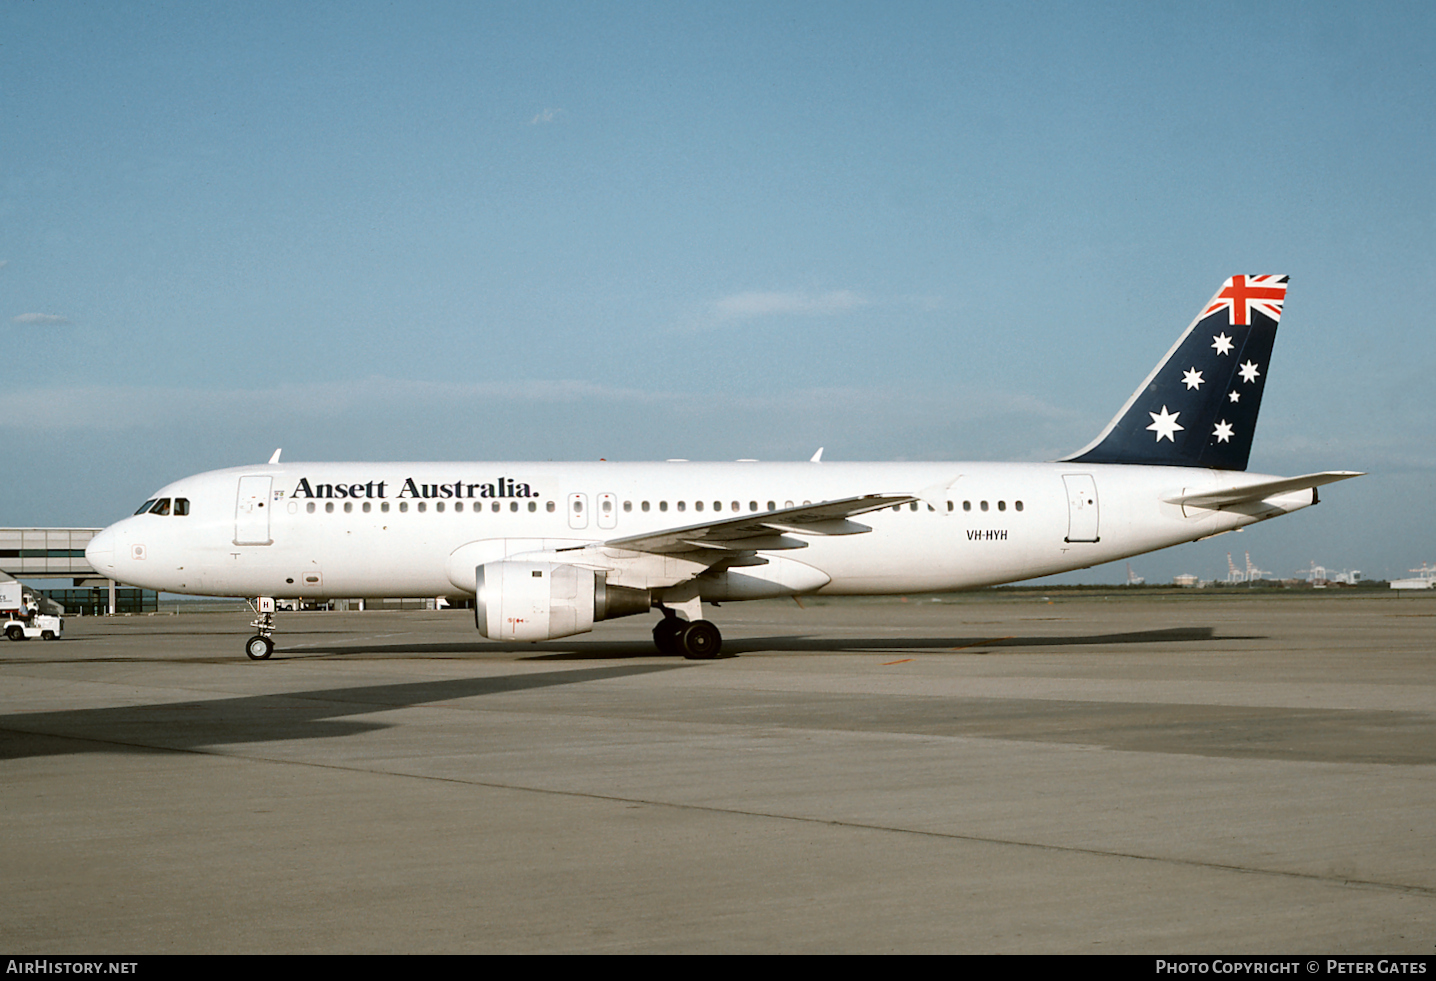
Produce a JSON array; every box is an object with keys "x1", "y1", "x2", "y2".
[
  {"x1": 895, "y1": 500, "x2": 1023, "y2": 512},
  {"x1": 135, "y1": 498, "x2": 191, "y2": 516},
  {"x1": 892, "y1": 500, "x2": 1024, "y2": 512},
  {"x1": 302, "y1": 500, "x2": 548, "y2": 514},
  {"x1": 624, "y1": 500, "x2": 803, "y2": 514},
  {"x1": 297, "y1": 499, "x2": 801, "y2": 515},
  {"x1": 296, "y1": 497, "x2": 1024, "y2": 516},
  {"x1": 135, "y1": 496, "x2": 1026, "y2": 519}
]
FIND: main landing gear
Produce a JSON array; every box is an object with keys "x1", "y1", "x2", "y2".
[
  {"x1": 245, "y1": 597, "x2": 276, "y2": 660},
  {"x1": 652, "y1": 612, "x2": 723, "y2": 659}
]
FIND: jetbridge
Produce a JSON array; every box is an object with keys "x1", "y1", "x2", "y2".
[{"x1": 0, "y1": 528, "x2": 120, "y2": 614}]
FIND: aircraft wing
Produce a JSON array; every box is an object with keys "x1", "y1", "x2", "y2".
[
  {"x1": 587, "y1": 494, "x2": 917, "y2": 556},
  {"x1": 1164, "y1": 471, "x2": 1364, "y2": 510}
]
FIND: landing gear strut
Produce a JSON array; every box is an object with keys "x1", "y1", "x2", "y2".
[
  {"x1": 246, "y1": 597, "x2": 276, "y2": 660},
  {"x1": 652, "y1": 610, "x2": 723, "y2": 660}
]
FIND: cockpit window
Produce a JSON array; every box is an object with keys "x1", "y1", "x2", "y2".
[
  {"x1": 174, "y1": 498, "x2": 190, "y2": 516},
  {"x1": 134, "y1": 500, "x2": 157, "y2": 515},
  {"x1": 149, "y1": 498, "x2": 172, "y2": 516}
]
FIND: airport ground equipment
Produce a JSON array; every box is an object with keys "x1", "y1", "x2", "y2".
[{"x1": 1, "y1": 581, "x2": 64, "y2": 641}]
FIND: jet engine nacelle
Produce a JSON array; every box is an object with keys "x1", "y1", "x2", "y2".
[{"x1": 475, "y1": 560, "x2": 651, "y2": 641}]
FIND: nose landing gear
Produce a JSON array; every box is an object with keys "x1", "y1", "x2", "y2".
[{"x1": 245, "y1": 597, "x2": 276, "y2": 660}]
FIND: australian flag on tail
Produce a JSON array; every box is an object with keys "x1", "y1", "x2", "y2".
[{"x1": 1061, "y1": 275, "x2": 1288, "y2": 472}]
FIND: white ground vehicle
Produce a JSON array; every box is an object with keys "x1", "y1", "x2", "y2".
[
  {"x1": 1, "y1": 581, "x2": 64, "y2": 641},
  {"x1": 3, "y1": 615, "x2": 64, "y2": 641}
]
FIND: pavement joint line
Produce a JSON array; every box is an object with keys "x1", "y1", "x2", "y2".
[
  {"x1": 7, "y1": 722, "x2": 1434, "y2": 903},
  {"x1": 280, "y1": 631, "x2": 414, "y2": 650}
]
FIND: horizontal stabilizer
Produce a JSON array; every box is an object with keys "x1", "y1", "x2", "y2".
[{"x1": 1164, "y1": 471, "x2": 1364, "y2": 509}]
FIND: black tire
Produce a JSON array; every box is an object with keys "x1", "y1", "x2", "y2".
[
  {"x1": 5, "y1": 625, "x2": 24, "y2": 642},
  {"x1": 652, "y1": 617, "x2": 685, "y2": 656},
  {"x1": 245, "y1": 635, "x2": 275, "y2": 660},
  {"x1": 679, "y1": 620, "x2": 722, "y2": 660},
  {"x1": 41, "y1": 631, "x2": 55, "y2": 641}
]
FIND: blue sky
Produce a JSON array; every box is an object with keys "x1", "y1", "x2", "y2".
[{"x1": 3, "y1": 1, "x2": 1432, "y2": 583}]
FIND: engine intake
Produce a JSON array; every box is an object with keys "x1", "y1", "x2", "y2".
[{"x1": 474, "y1": 560, "x2": 650, "y2": 641}]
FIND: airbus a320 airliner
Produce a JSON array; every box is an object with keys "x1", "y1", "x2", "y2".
[{"x1": 86, "y1": 276, "x2": 1359, "y2": 660}]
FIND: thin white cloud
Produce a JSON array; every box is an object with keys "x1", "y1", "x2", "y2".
[
  {"x1": 530, "y1": 108, "x2": 563, "y2": 124},
  {"x1": 712, "y1": 290, "x2": 867, "y2": 320},
  {"x1": 12, "y1": 313, "x2": 70, "y2": 325}
]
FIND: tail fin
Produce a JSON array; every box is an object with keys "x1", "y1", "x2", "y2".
[{"x1": 1061, "y1": 275, "x2": 1288, "y2": 471}]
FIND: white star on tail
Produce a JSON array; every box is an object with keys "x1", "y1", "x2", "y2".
[
  {"x1": 1147, "y1": 405, "x2": 1184, "y2": 442},
  {"x1": 1212, "y1": 333, "x2": 1235, "y2": 355},
  {"x1": 1182, "y1": 368, "x2": 1204, "y2": 390},
  {"x1": 1229, "y1": 390, "x2": 1241, "y2": 403},
  {"x1": 1213, "y1": 420, "x2": 1235, "y2": 443},
  {"x1": 1238, "y1": 360, "x2": 1261, "y2": 383}
]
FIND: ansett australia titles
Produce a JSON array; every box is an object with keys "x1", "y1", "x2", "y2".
[{"x1": 290, "y1": 477, "x2": 539, "y2": 501}]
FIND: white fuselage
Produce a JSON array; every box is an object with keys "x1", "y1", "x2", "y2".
[{"x1": 85, "y1": 460, "x2": 1314, "y2": 601}]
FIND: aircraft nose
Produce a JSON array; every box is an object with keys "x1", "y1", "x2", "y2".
[{"x1": 86, "y1": 527, "x2": 116, "y2": 573}]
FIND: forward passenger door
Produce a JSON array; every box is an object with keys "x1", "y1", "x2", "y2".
[{"x1": 234, "y1": 476, "x2": 273, "y2": 545}]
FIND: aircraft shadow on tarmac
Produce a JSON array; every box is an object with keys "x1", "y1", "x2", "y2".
[
  {"x1": 238, "y1": 624, "x2": 1238, "y2": 660},
  {"x1": 0, "y1": 625, "x2": 1249, "y2": 668},
  {"x1": 0, "y1": 664, "x2": 686, "y2": 762},
  {"x1": 5, "y1": 652, "x2": 1435, "y2": 766}
]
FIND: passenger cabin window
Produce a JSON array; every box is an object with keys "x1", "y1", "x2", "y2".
[
  {"x1": 307, "y1": 502, "x2": 316, "y2": 513},
  {"x1": 1015, "y1": 501, "x2": 1024, "y2": 511},
  {"x1": 981, "y1": 501, "x2": 989, "y2": 511},
  {"x1": 642, "y1": 501, "x2": 651, "y2": 512},
  {"x1": 547, "y1": 501, "x2": 556, "y2": 513}
]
